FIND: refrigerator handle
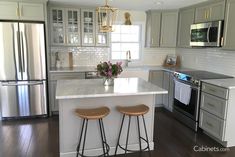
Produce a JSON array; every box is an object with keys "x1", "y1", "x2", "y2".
[
  {"x1": 20, "y1": 31, "x2": 26, "y2": 73},
  {"x1": 15, "y1": 24, "x2": 23, "y2": 80},
  {"x1": 2, "y1": 81, "x2": 43, "y2": 86}
]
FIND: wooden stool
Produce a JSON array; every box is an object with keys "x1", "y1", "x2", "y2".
[
  {"x1": 114, "y1": 104, "x2": 150, "y2": 155},
  {"x1": 75, "y1": 106, "x2": 110, "y2": 157}
]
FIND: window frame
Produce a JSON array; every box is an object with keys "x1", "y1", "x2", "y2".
[{"x1": 110, "y1": 23, "x2": 143, "y2": 62}]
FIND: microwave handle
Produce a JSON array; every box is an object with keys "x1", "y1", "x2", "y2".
[{"x1": 207, "y1": 26, "x2": 211, "y2": 43}]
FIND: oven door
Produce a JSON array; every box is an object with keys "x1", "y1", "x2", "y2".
[{"x1": 173, "y1": 80, "x2": 200, "y2": 121}]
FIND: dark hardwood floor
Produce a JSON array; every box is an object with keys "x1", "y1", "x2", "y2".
[{"x1": 0, "y1": 108, "x2": 234, "y2": 157}]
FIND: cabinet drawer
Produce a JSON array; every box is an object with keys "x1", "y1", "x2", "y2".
[
  {"x1": 201, "y1": 83, "x2": 228, "y2": 99},
  {"x1": 199, "y1": 110, "x2": 226, "y2": 141},
  {"x1": 50, "y1": 72, "x2": 85, "y2": 80},
  {"x1": 201, "y1": 92, "x2": 227, "y2": 119}
]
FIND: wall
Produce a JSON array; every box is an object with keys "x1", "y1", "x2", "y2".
[
  {"x1": 176, "y1": 48, "x2": 235, "y2": 77},
  {"x1": 50, "y1": 10, "x2": 175, "y2": 68}
]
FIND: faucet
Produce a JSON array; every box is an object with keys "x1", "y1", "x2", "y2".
[{"x1": 123, "y1": 50, "x2": 131, "y2": 68}]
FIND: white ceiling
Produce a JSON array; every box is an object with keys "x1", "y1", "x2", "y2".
[{"x1": 49, "y1": 0, "x2": 208, "y2": 11}]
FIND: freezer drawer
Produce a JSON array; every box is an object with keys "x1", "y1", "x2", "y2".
[{"x1": 0, "y1": 81, "x2": 47, "y2": 118}]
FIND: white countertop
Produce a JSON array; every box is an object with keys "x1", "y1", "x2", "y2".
[
  {"x1": 202, "y1": 78, "x2": 235, "y2": 89},
  {"x1": 56, "y1": 77, "x2": 168, "y2": 99},
  {"x1": 50, "y1": 65, "x2": 195, "y2": 73}
]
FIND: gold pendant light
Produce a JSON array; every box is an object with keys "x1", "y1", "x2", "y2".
[{"x1": 96, "y1": 0, "x2": 118, "y2": 32}]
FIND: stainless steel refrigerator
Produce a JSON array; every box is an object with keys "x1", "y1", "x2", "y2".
[{"x1": 0, "y1": 21, "x2": 47, "y2": 119}]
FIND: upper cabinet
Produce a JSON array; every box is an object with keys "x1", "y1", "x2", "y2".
[
  {"x1": 0, "y1": 1, "x2": 44, "y2": 21},
  {"x1": 177, "y1": 8, "x2": 195, "y2": 48},
  {"x1": 51, "y1": 8, "x2": 66, "y2": 45},
  {"x1": 145, "y1": 11, "x2": 161, "y2": 47},
  {"x1": 145, "y1": 10, "x2": 178, "y2": 48},
  {"x1": 195, "y1": 0, "x2": 225, "y2": 23},
  {"x1": 81, "y1": 9, "x2": 95, "y2": 46},
  {"x1": 223, "y1": 0, "x2": 235, "y2": 50},
  {"x1": 160, "y1": 11, "x2": 178, "y2": 47}
]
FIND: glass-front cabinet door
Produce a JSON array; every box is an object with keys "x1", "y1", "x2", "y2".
[
  {"x1": 66, "y1": 9, "x2": 81, "y2": 46},
  {"x1": 81, "y1": 9, "x2": 95, "y2": 46},
  {"x1": 51, "y1": 8, "x2": 65, "y2": 45},
  {"x1": 96, "y1": 12, "x2": 110, "y2": 47}
]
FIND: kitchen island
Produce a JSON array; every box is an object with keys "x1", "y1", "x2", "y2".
[{"x1": 56, "y1": 77, "x2": 168, "y2": 157}]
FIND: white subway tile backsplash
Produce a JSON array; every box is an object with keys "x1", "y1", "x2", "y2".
[{"x1": 176, "y1": 48, "x2": 235, "y2": 77}]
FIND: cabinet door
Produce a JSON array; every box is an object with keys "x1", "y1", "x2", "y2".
[
  {"x1": 195, "y1": 6, "x2": 209, "y2": 23},
  {"x1": 49, "y1": 80, "x2": 59, "y2": 112},
  {"x1": 168, "y1": 73, "x2": 174, "y2": 112},
  {"x1": 209, "y1": 1, "x2": 225, "y2": 21},
  {"x1": 96, "y1": 12, "x2": 110, "y2": 46},
  {"x1": 177, "y1": 8, "x2": 195, "y2": 48},
  {"x1": 0, "y1": 1, "x2": 18, "y2": 20},
  {"x1": 51, "y1": 8, "x2": 65, "y2": 45},
  {"x1": 160, "y1": 11, "x2": 178, "y2": 47},
  {"x1": 19, "y1": 3, "x2": 44, "y2": 21},
  {"x1": 223, "y1": 0, "x2": 235, "y2": 50},
  {"x1": 149, "y1": 71, "x2": 163, "y2": 106},
  {"x1": 81, "y1": 9, "x2": 95, "y2": 46},
  {"x1": 145, "y1": 11, "x2": 161, "y2": 47},
  {"x1": 66, "y1": 9, "x2": 81, "y2": 46},
  {"x1": 163, "y1": 72, "x2": 170, "y2": 109}
]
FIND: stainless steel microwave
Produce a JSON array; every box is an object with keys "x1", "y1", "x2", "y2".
[{"x1": 190, "y1": 20, "x2": 223, "y2": 47}]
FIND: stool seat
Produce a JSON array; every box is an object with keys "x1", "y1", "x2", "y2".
[
  {"x1": 75, "y1": 106, "x2": 110, "y2": 120},
  {"x1": 116, "y1": 104, "x2": 149, "y2": 116}
]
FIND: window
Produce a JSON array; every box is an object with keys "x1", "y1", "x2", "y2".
[{"x1": 111, "y1": 25, "x2": 141, "y2": 60}]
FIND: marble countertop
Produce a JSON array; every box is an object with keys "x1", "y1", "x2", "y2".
[
  {"x1": 56, "y1": 77, "x2": 168, "y2": 99},
  {"x1": 202, "y1": 78, "x2": 235, "y2": 89},
  {"x1": 50, "y1": 65, "x2": 195, "y2": 73}
]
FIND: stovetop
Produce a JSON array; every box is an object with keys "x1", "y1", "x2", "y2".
[
  {"x1": 178, "y1": 70, "x2": 233, "y2": 80},
  {"x1": 174, "y1": 70, "x2": 233, "y2": 86}
]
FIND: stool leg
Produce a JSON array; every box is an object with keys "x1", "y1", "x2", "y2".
[
  {"x1": 100, "y1": 119, "x2": 109, "y2": 156},
  {"x1": 125, "y1": 115, "x2": 131, "y2": 155},
  {"x1": 82, "y1": 119, "x2": 89, "y2": 156},
  {"x1": 142, "y1": 115, "x2": 150, "y2": 152},
  {"x1": 98, "y1": 119, "x2": 107, "y2": 156},
  {"x1": 137, "y1": 116, "x2": 142, "y2": 151},
  {"x1": 114, "y1": 115, "x2": 125, "y2": 156},
  {"x1": 76, "y1": 119, "x2": 85, "y2": 157}
]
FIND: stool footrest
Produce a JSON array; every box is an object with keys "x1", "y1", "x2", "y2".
[{"x1": 77, "y1": 142, "x2": 110, "y2": 157}]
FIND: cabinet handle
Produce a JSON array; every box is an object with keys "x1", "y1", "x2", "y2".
[
  {"x1": 19, "y1": 6, "x2": 23, "y2": 17},
  {"x1": 207, "y1": 9, "x2": 210, "y2": 19},
  {"x1": 207, "y1": 103, "x2": 215, "y2": 107},
  {"x1": 16, "y1": 6, "x2": 19, "y2": 17},
  {"x1": 204, "y1": 11, "x2": 207, "y2": 19},
  {"x1": 221, "y1": 37, "x2": 224, "y2": 46},
  {"x1": 209, "y1": 88, "x2": 216, "y2": 92}
]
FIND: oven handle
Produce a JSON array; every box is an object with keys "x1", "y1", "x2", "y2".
[
  {"x1": 207, "y1": 26, "x2": 211, "y2": 43},
  {"x1": 173, "y1": 78, "x2": 200, "y2": 90}
]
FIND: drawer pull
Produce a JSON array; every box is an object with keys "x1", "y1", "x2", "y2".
[
  {"x1": 207, "y1": 103, "x2": 215, "y2": 107},
  {"x1": 209, "y1": 88, "x2": 216, "y2": 92},
  {"x1": 206, "y1": 121, "x2": 213, "y2": 127}
]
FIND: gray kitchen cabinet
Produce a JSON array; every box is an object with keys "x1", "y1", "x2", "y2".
[
  {"x1": 223, "y1": 0, "x2": 235, "y2": 50},
  {"x1": 177, "y1": 8, "x2": 195, "y2": 48},
  {"x1": 49, "y1": 72, "x2": 85, "y2": 113},
  {"x1": 160, "y1": 11, "x2": 178, "y2": 47},
  {"x1": 195, "y1": 0, "x2": 225, "y2": 23},
  {"x1": 149, "y1": 71, "x2": 164, "y2": 106},
  {"x1": 145, "y1": 10, "x2": 161, "y2": 47},
  {"x1": 0, "y1": 1, "x2": 44, "y2": 21},
  {"x1": 162, "y1": 71, "x2": 174, "y2": 111}
]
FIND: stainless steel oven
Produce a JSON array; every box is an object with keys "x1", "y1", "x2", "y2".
[
  {"x1": 190, "y1": 20, "x2": 223, "y2": 47},
  {"x1": 173, "y1": 79, "x2": 200, "y2": 131}
]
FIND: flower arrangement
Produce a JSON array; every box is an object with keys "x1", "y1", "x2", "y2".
[{"x1": 97, "y1": 61, "x2": 123, "y2": 78}]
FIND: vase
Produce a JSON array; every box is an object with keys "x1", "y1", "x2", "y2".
[{"x1": 103, "y1": 77, "x2": 114, "y2": 86}]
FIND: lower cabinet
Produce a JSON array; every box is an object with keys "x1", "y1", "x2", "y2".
[
  {"x1": 162, "y1": 71, "x2": 174, "y2": 111},
  {"x1": 149, "y1": 70, "x2": 164, "y2": 106},
  {"x1": 49, "y1": 72, "x2": 85, "y2": 113},
  {"x1": 199, "y1": 81, "x2": 235, "y2": 147},
  {"x1": 149, "y1": 70, "x2": 174, "y2": 111},
  {"x1": 119, "y1": 69, "x2": 149, "y2": 81}
]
